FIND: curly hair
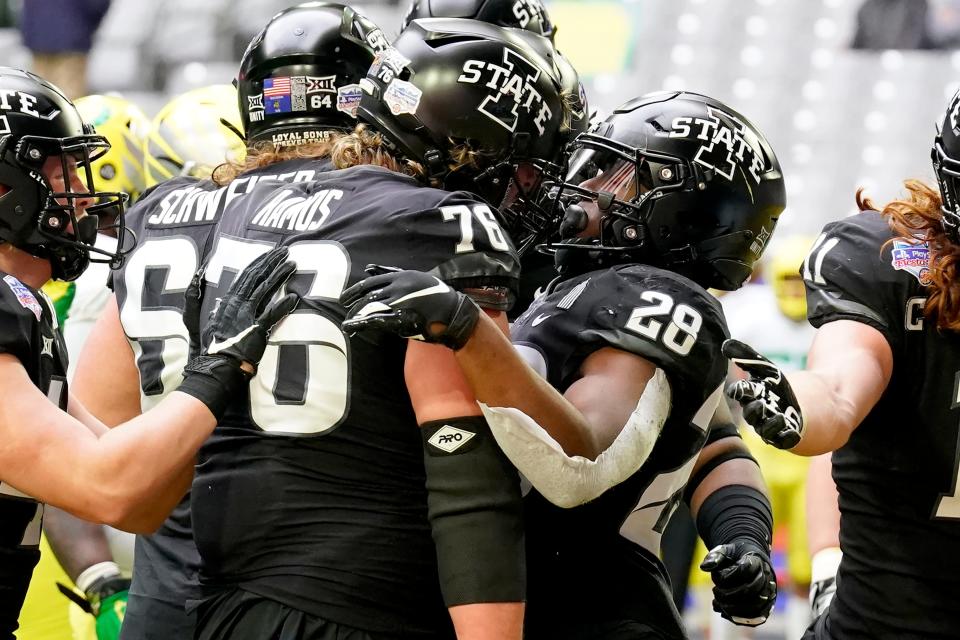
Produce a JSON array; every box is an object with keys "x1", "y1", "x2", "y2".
[
  {"x1": 211, "y1": 120, "x2": 549, "y2": 191},
  {"x1": 212, "y1": 140, "x2": 336, "y2": 186},
  {"x1": 863, "y1": 180, "x2": 960, "y2": 331},
  {"x1": 329, "y1": 124, "x2": 425, "y2": 178}
]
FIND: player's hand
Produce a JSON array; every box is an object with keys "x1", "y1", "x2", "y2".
[
  {"x1": 200, "y1": 246, "x2": 299, "y2": 373},
  {"x1": 722, "y1": 338, "x2": 804, "y2": 449},
  {"x1": 179, "y1": 247, "x2": 299, "y2": 419},
  {"x1": 57, "y1": 574, "x2": 130, "y2": 640},
  {"x1": 700, "y1": 541, "x2": 777, "y2": 627},
  {"x1": 340, "y1": 265, "x2": 479, "y2": 350}
]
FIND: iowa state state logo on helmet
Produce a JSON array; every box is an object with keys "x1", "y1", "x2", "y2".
[
  {"x1": 668, "y1": 106, "x2": 768, "y2": 184},
  {"x1": 456, "y1": 48, "x2": 553, "y2": 136}
]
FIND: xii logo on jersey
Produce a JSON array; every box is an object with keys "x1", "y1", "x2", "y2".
[
  {"x1": 669, "y1": 106, "x2": 767, "y2": 186},
  {"x1": 457, "y1": 48, "x2": 553, "y2": 136}
]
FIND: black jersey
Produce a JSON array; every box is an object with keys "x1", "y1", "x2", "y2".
[
  {"x1": 189, "y1": 164, "x2": 520, "y2": 638},
  {"x1": 511, "y1": 250, "x2": 558, "y2": 320},
  {"x1": 510, "y1": 264, "x2": 729, "y2": 639},
  {"x1": 111, "y1": 159, "x2": 330, "y2": 632},
  {"x1": 803, "y1": 211, "x2": 960, "y2": 638},
  {"x1": 0, "y1": 274, "x2": 67, "y2": 639}
]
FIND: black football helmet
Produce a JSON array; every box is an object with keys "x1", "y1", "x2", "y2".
[
  {"x1": 401, "y1": 0, "x2": 555, "y2": 41},
  {"x1": 236, "y1": 2, "x2": 388, "y2": 148},
  {"x1": 933, "y1": 86, "x2": 960, "y2": 242},
  {"x1": 0, "y1": 67, "x2": 130, "y2": 280},
  {"x1": 548, "y1": 91, "x2": 786, "y2": 291},
  {"x1": 357, "y1": 18, "x2": 585, "y2": 245}
]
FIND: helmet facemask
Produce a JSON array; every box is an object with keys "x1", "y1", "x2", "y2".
[
  {"x1": 543, "y1": 130, "x2": 696, "y2": 270},
  {"x1": 3, "y1": 132, "x2": 133, "y2": 280},
  {"x1": 455, "y1": 146, "x2": 568, "y2": 257}
]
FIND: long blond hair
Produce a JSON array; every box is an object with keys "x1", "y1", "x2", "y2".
[
  {"x1": 861, "y1": 180, "x2": 960, "y2": 330},
  {"x1": 212, "y1": 140, "x2": 336, "y2": 186},
  {"x1": 213, "y1": 124, "x2": 434, "y2": 187},
  {"x1": 329, "y1": 124, "x2": 425, "y2": 177}
]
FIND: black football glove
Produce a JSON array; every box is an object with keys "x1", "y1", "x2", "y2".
[
  {"x1": 201, "y1": 246, "x2": 299, "y2": 367},
  {"x1": 178, "y1": 246, "x2": 299, "y2": 419},
  {"x1": 722, "y1": 338, "x2": 804, "y2": 449},
  {"x1": 700, "y1": 540, "x2": 777, "y2": 627},
  {"x1": 340, "y1": 265, "x2": 479, "y2": 350}
]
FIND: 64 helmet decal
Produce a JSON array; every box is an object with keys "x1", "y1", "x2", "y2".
[
  {"x1": 236, "y1": 2, "x2": 387, "y2": 149},
  {"x1": 547, "y1": 91, "x2": 786, "y2": 291}
]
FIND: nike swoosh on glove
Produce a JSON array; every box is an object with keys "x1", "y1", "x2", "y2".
[
  {"x1": 722, "y1": 338, "x2": 804, "y2": 449},
  {"x1": 202, "y1": 246, "x2": 299, "y2": 370},
  {"x1": 178, "y1": 246, "x2": 299, "y2": 420},
  {"x1": 700, "y1": 541, "x2": 777, "y2": 627},
  {"x1": 340, "y1": 265, "x2": 479, "y2": 350}
]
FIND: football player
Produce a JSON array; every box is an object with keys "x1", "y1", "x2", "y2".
[
  {"x1": 69, "y1": 4, "x2": 386, "y2": 639},
  {"x1": 401, "y1": 0, "x2": 584, "y2": 319},
  {"x1": 182, "y1": 16, "x2": 581, "y2": 640},
  {"x1": 725, "y1": 87, "x2": 960, "y2": 638},
  {"x1": 21, "y1": 93, "x2": 148, "y2": 640},
  {"x1": 343, "y1": 91, "x2": 787, "y2": 639},
  {"x1": 0, "y1": 66, "x2": 297, "y2": 639}
]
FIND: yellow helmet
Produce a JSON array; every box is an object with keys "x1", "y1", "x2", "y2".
[
  {"x1": 766, "y1": 235, "x2": 816, "y2": 323},
  {"x1": 143, "y1": 84, "x2": 246, "y2": 187},
  {"x1": 73, "y1": 94, "x2": 150, "y2": 202}
]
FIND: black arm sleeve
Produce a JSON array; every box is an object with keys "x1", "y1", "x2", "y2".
[
  {"x1": 696, "y1": 484, "x2": 773, "y2": 552},
  {"x1": 421, "y1": 416, "x2": 525, "y2": 605}
]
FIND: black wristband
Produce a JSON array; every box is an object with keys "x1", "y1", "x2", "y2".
[
  {"x1": 696, "y1": 484, "x2": 773, "y2": 552},
  {"x1": 421, "y1": 416, "x2": 525, "y2": 605},
  {"x1": 177, "y1": 355, "x2": 247, "y2": 422}
]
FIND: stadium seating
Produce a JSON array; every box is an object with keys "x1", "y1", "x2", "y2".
[{"x1": 3, "y1": 0, "x2": 951, "y2": 236}]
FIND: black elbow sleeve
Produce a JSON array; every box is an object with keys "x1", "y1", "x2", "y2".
[{"x1": 421, "y1": 416, "x2": 526, "y2": 606}]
